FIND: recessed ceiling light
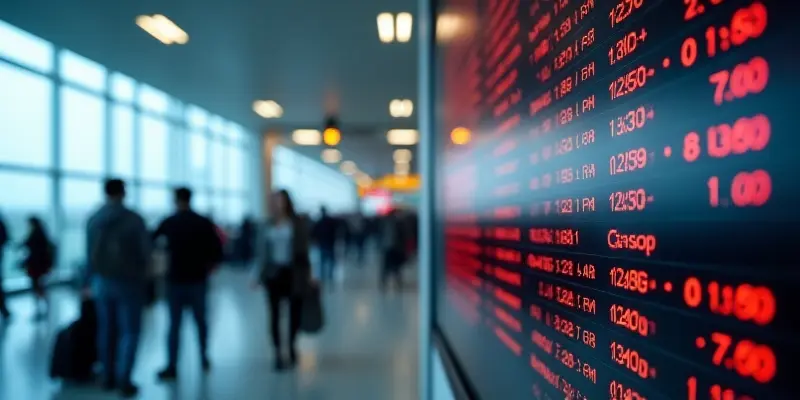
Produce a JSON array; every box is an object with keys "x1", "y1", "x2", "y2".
[
  {"x1": 389, "y1": 99, "x2": 413, "y2": 117},
  {"x1": 340, "y1": 160, "x2": 358, "y2": 175},
  {"x1": 387, "y1": 129, "x2": 419, "y2": 145},
  {"x1": 377, "y1": 13, "x2": 395, "y2": 43},
  {"x1": 253, "y1": 100, "x2": 283, "y2": 118},
  {"x1": 135, "y1": 14, "x2": 189, "y2": 45},
  {"x1": 393, "y1": 149, "x2": 412, "y2": 163},
  {"x1": 394, "y1": 162, "x2": 410, "y2": 176},
  {"x1": 321, "y1": 148, "x2": 342, "y2": 164},
  {"x1": 396, "y1": 13, "x2": 413, "y2": 43},
  {"x1": 292, "y1": 129, "x2": 321, "y2": 145}
]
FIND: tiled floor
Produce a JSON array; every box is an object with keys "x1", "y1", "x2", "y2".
[{"x1": 0, "y1": 258, "x2": 419, "y2": 400}]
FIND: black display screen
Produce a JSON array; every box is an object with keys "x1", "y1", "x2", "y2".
[{"x1": 433, "y1": 0, "x2": 798, "y2": 399}]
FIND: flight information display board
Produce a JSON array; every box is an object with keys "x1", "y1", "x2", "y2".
[{"x1": 433, "y1": 0, "x2": 798, "y2": 399}]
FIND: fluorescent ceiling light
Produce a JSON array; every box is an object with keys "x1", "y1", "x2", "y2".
[
  {"x1": 321, "y1": 148, "x2": 342, "y2": 164},
  {"x1": 396, "y1": 13, "x2": 413, "y2": 43},
  {"x1": 292, "y1": 129, "x2": 321, "y2": 145},
  {"x1": 136, "y1": 14, "x2": 189, "y2": 45},
  {"x1": 393, "y1": 149, "x2": 412, "y2": 163},
  {"x1": 377, "y1": 13, "x2": 395, "y2": 43},
  {"x1": 394, "y1": 162, "x2": 410, "y2": 176},
  {"x1": 340, "y1": 160, "x2": 358, "y2": 175},
  {"x1": 389, "y1": 99, "x2": 413, "y2": 118},
  {"x1": 253, "y1": 100, "x2": 283, "y2": 118},
  {"x1": 387, "y1": 129, "x2": 419, "y2": 145}
]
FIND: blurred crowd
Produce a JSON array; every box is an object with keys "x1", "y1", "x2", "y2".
[{"x1": 0, "y1": 178, "x2": 418, "y2": 398}]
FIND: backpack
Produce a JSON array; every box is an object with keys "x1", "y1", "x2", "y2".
[{"x1": 90, "y1": 214, "x2": 143, "y2": 281}]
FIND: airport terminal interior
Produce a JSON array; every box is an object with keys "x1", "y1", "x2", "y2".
[{"x1": 0, "y1": 0, "x2": 795, "y2": 399}]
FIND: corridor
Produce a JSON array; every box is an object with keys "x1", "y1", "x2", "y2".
[{"x1": 0, "y1": 264, "x2": 419, "y2": 400}]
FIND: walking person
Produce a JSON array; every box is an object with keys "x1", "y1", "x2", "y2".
[
  {"x1": 252, "y1": 189, "x2": 311, "y2": 371},
  {"x1": 312, "y1": 206, "x2": 337, "y2": 284},
  {"x1": 380, "y1": 209, "x2": 409, "y2": 291},
  {"x1": 0, "y1": 212, "x2": 11, "y2": 319},
  {"x1": 153, "y1": 188, "x2": 223, "y2": 380},
  {"x1": 86, "y1": 179, "x2": 151, "y2": 398},
  {"x1": 19, "y1": 216, "x2": 55, "y2": 318}
]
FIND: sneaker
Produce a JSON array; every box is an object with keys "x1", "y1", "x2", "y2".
[
  {"x1": 156, "y1": 368, "x2": 177, "y2": 381},
  {"x1": 274, "y1": 357, "x2": 286, "y2": 371},
  {"x1": 100, "y1": 377, "x2": 116, "y2": 391},
  {"x1": 119, "y1": 383, "x2": 139, "y2": 398},
  {"x1": 289, "y1": 348, "x2": 298, "y2": 366}
]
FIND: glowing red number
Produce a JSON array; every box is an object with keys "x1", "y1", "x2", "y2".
[
  {"x1": 708, "y1": 177, "x2": 720, "y2": 207},
  {"x1": 731, "y1": 170, "x2": 771, "y2": 207},
  {"x1": 730, "y1": 2, "x2": 768, "y2": 46},
  {"x1": 681, "y1": 37, "x2": 698, "y2": 67},
  {"x1": 684, "y1": 0, "x2": 701, "y2": 21},
  {"x1": 684, "y1": 132, "x2": 701, "y2": 162},
  {"x1": 684, "y1": 277, "x2": 702, "y2": 307}
]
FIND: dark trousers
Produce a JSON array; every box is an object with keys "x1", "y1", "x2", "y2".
[
  {"x1": 0, "y1": 254, "x2": 8, "y2": 316},
  {"x1": 319, "y1": 246, "x2": 336, "y2": 282},
  {"x1": 266, "y1": 268, "x2": 302, "y2": 352},
  {"x1": 352, "y1": 236, "x2": 365, "y2": 266},
  {"x1": 94, "y1": 277, "x2": 145, "y2": 385},
  {"x1": 166, "y1": 282, "x2": 208, "y2": 368},
  {"x1": 381, "y1": 249, "x2": 405, "y2": 289}
]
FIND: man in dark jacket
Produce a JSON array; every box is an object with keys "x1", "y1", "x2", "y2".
[
  {"x1": 0, "y1": 212, "x2": 10, "y2": 319},
  {"x1": 380, "y1": 209, "x2": 409, "y2": 291},
  {"x1": 86, "y1": 179, "x2": 151, "y2": 397},
  {"x1": 152, "y1": 187, "x2": 223, "y2": 380}
]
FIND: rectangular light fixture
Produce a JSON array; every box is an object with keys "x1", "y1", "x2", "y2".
[
  {"x1": 377, "y1": 13, "x2": 395, "y2": 43},
  {"x1": 253, "y1": 100, "x2": 283, "y2": 118},
  {"x1": 292, "y1": 129, "x2": 321, "y2": 145},
  {"x1": 389, "y1": 99, "x2": 413, "y2": 118},
  {"x1": 396, "y1": 13, "x2": 413, "y2": 43},
  {"x1": 136, "y1": 14, "x2": 189, "y2": 45},
  {"x1": 387, "y1": 129, "x2": 419, "y2": 145}
]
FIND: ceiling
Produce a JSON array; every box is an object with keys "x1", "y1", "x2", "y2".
[{"x1": 0, "y1": 0, "x2": 419, "y2": 177}]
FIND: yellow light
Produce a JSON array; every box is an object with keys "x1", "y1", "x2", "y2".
[
  {"x1": 450, "y1": 126, "x2": 471, "y2": 145},
  {"x1": 323, "y1": 127, "x2": 341, "y2": 146}
]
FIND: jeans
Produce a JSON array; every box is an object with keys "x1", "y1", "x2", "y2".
[
  {"x1": 93, "y1": 277, "x2": 146, "y2": 385},
  {"x1": 319, "y1": 246, "x2": 336, "y2": 282},
  {"x1": 166, "y1": 282, "x2": 208, "y2": 368},
  {"x1": 0, "y1": 253, "x2": 8, "y2": 316}
]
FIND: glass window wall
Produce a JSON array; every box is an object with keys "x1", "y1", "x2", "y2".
[{"x1": 0, "y1": 19, "x2": 260, "y2": 286}]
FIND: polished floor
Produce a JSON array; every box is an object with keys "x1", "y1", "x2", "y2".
[{"x1": 0, "y1": 257, "x2": 419, "y2": 400}]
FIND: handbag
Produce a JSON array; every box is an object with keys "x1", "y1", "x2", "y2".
[{"x1": 299, "y1": 282, "x2": 324, "y2": 334}]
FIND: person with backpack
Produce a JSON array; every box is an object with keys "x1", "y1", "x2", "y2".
[
  {"x1": 19, "y1": 216, "x2": 55, "y2": 318},
  {"x1": 86, "y1": 179, "x2": 151, "y2": 398},
  {"x1": 152, "y1": 188, "x2": 223, "y2": 380},
  {"x1": 0, "y1": 212, "x2": 10, "y2": 319}
]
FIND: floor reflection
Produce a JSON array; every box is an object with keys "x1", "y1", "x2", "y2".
[{"x1": 0, "y1": 261, "x2": 418, "y2": 400}]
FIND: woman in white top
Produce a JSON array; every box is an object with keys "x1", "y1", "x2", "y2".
[{"x1": 252, "y1": 189, "x2": 311, "y2": 370}]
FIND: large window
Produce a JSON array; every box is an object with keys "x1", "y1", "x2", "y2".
[
  {"x1": 0, "y1": 62, "x2": 52, "y2": 168},
  {"x1": 0, "y1": 18, "x2": 259, "y2": 286},
  {"x1": 139, "y1": 115, "x2": 168, "y2": 183},
  {"x1": 112, "y1": 105, "x2": 135, "y2": 177},
  {"x1": 0, "y1": 171, "x2": 53, "y2": 279},
  {"x1": 60, "y1": 87, "x2": 105, "y2": 174}
]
